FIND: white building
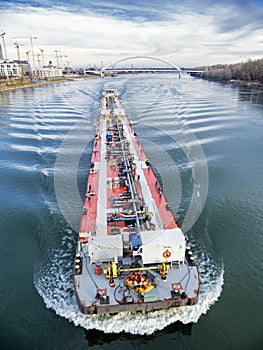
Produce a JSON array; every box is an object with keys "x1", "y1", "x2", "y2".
[
  {"x1": 0, "y1": 60, "x2": 21, "y2": 79},
  {"x1": 34, "y1": 66, "x2": 63, "y2": 79},
  {"x1": 0, "y1": 59, "x2": 63, "y2": 80}
]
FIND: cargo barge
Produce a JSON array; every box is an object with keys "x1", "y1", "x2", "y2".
[{"x1": 73, "y1": 89, "x2": 200, "y2": 314}]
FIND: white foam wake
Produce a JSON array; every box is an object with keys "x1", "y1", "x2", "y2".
[{"x1": 34, "y1": 230, "x2": 224, "y2": 335}]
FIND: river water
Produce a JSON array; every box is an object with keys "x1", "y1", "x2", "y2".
[{"x1": 0, "y1": 75, "x2": 262, "y2": 349}]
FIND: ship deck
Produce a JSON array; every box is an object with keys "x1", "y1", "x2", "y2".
[
  {"x1": 79, "y1": 95, "x2": 178, "y2": 238},
  {"x1": 74, "y1": 246, "x2": 199, "y2": 314},
  {"x1": 73, "y1": 89, "x2": 199, "y2": 314}
]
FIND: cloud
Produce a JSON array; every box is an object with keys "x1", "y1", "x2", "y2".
[
  {"x1": 0, "y1": 1, "x2": 262, "y2": 67},
  {"x1": 206, "y1": 1, "x2": 263, "y2": 33}
]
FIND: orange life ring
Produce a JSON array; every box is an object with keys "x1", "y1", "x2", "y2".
[{"x1": 163, "y1": 249, "x2": 172, "y2": 259}]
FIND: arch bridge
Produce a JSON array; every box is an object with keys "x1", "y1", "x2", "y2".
[{"x1": 99, "y1": 55, "x2": 182, "y2": 77}]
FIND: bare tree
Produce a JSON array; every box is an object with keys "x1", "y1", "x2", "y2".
[{"x1": 195, "y1": 58, "x2": 263, "y2": 83}]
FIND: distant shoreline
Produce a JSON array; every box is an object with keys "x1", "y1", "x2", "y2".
[
  {"x1": 190, "y1": 73, "x2": 263, "y2": 89},
  {"x1": 192, "y1": 57, "x2": 263, "y2": 89},
  {"x1": 202, "y1": 78, "x2": 263, "y2": 89},
  {"x1": 0, "y1": 75, "x2": 99, "y2": 93}
]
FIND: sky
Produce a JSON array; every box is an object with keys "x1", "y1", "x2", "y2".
[{"x1": 0, "y1": 0, "x2": 262, "y2": 68}]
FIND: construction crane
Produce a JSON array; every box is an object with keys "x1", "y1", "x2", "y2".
[
  {"x1": 39, "y1": 48, "x2": 44, "y2": 67},
  {"x1": 12, "y1": 35, "x2": 37, "y2": 66},
  {"x1": 36, "y1": 53, "x2": 41, "y2": 67},
  {"x1": 0, "y1": 31, "x2": 7, "y2": 59},
  {"x1": 25, "y1": 50, "x2": 31, "y2": 64},
  {"x1": 66, "y1": 60, "x2": 72, "y2": 75},
  {"x1": 14, "y1": 42, "x2": 24, "y2": 60},
  {"x1": 59, "y1": 54, "x2": 68, "y2": 69},
  {"x1": 54, "y1": 50, "x2": 61, "y2": 68},
  {"x1": 30, "y1": 36, "x2": 37, "y2": 68}
]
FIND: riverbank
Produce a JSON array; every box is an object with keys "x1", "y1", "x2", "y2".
[
  {"x1": 0, "y1": 75, "x2": 99, "y2": 92},
  {"x1": 192, "y1": 75, "x2": 263, "y2": 90},
  {"x1": 228, "y1": 79, "x2": 263, "y2": 89}
]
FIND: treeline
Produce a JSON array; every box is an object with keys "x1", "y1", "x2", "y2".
[{"x1": 194, "y1": 58, "x2": 263, "y2": 82}]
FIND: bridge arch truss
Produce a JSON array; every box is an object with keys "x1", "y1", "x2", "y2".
[{"x1": 101, "y1": 55, "x2": 181, "y2": 73}]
